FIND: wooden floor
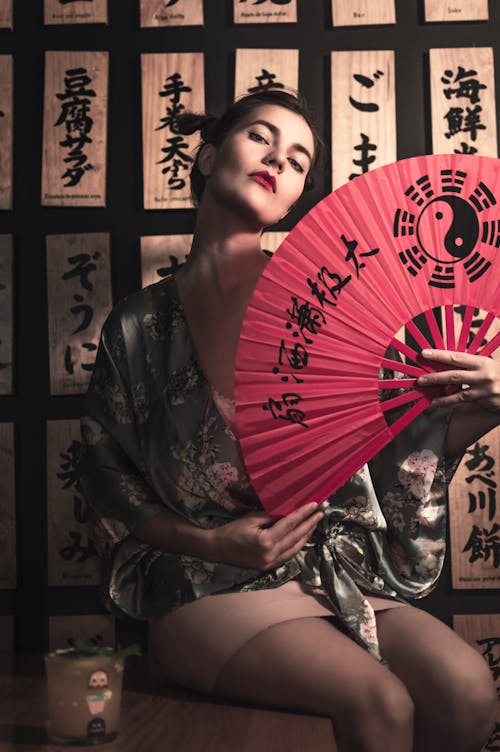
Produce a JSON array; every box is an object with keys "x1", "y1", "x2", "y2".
[{"x1": 1, "y1": 654, "x2": 337, "y2": 751}]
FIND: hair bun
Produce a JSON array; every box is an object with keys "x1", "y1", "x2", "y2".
[{"x1": 175, "y1": 112, "x2": 218, "y2": 142}]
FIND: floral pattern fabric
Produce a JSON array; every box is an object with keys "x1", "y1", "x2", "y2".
[{"x1": 79, "y1": 275, "x2": 460, "y2": 664}]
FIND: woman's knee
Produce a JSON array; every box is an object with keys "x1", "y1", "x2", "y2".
[
  {"x1": 445, "y1": 660, "x2": 497, "y2": 745},
  {"x1": 424, "y1": 650, "x2": 497, "y2": 750},
  {"x1": 336, "y1": 669, "x2": 415, "y2": 740}
]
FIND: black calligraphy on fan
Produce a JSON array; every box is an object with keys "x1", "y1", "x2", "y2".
[{"x1": 263, "y1": 236, "x2": 378, "y2": 427}]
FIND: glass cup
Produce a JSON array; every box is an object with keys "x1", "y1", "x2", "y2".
[{"x1": 45, "y1": 648, "x2": 124, "y2": 745}]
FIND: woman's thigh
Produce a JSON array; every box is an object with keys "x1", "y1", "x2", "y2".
[
  {"x1": 213, "y1": 616, "x2": 415, "y2": 751},
  {"x1": 375, "y1": 605, "x2": 497, "y2": 748}
]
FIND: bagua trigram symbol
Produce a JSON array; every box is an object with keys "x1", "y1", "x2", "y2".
[{"x1": 394, "y1": 169, "x2": 500, "y2": 289}]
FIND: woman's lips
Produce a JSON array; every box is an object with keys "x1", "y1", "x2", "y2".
[{"x1": 250, "y1": 172, "x2": 276, "y2": 193}]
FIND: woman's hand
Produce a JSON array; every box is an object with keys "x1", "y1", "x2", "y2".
[
  {"x1": 417, "y1": 349, "x2": 500, "y2": 457},
  {"x1": 417, "y1": 349, "x2": 500, "y2": 413},
  {"x1": 206, "y1": 502, "x2": 324, "y2": 570}
]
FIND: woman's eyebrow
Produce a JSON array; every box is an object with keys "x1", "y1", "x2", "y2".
[{"x1": 248, "y1": 119, "x2": 313, "y2": 164}]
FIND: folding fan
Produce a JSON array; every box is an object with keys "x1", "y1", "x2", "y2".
[{"x1": 234, "y1": 153, "x2": 500, "y2": 518}]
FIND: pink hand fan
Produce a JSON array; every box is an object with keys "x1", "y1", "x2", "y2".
[{"x1": 234, "y1": 153, "x2": 500, "y2": 518}]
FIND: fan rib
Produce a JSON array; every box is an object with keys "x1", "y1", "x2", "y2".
[
  {"x1": 389, "y1": 337, "x2": 420, "y2": 363},
  {"x1": 380, "y1": 390, "x2": 425, "y2": 412},
  {"x1": 388, "y1": 398, "x2": 431, "y2": 436},
  {"x1": 424, "y1": 309, "x2": 445, "y2": 350},
  {"x1": 467, "y1": 312, "x2": 495, "y2": 354},
  {"x1": 456, "y1": 305, "x2": 475, "y2": 352},
  {"x1": 404, "y1": 319, "x2": 434, "y2": 352},
  {"x1": 445, "y1": 305, "x2": 456, "y2": 350},
  {"x1": 477, "y1": 330, "x2": 500, "y2": 358},
  {"x1": 380, "y1": 357, "x2": 425, "y2": 378},
  {"x1": 378, "y1": 378, "x2": 416, "y2": 389}
]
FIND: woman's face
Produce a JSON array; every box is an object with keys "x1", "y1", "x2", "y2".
[{"x1": 202, "y1": 103, "x2": 315, "y2": 229}]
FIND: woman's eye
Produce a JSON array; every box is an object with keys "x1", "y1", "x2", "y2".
[
  {"x1": 289, "y1": 158, "x2": 304, "y2": 173},
  {"x1": 249, "y1": 131, "x2": 268, "y2": 144}
]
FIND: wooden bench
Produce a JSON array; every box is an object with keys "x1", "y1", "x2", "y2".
[{"x1": 1, "y1": 653, "x2": 337, "y2": 751}]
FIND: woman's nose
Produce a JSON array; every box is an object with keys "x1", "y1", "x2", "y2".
[{"x1": 263, "y1": 148, "x2": 286, "y2": 172}]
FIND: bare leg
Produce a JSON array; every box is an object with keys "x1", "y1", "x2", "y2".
[
  {"x1": 213, "y1": 616, "x2": 414, "y2": 752},
  {"x1": 376, "y1": 605, "x2": 497, "y2": 752}
]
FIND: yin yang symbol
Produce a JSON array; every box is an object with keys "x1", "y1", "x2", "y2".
[{"x1": 416, "y1": 195, "x2": 479, "y2": 264}]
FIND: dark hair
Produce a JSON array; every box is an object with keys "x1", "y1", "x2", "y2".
[{"x1": 175, "y1": 89, "x2": 324, "y2": 206}]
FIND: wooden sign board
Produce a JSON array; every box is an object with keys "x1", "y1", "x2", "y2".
[
  {"x1": 235, "y1": 49, "x2": 299, "y2": 100},
  {"x1": 0, "y1": 0, "x2": 12, "y2": 28},
  {"x1": 141, "y1": 234, "x2": 192, "y2": 288},
  {"x1": 449, "y1": 424, "x2": 500, "y2": 588},
  {"x1": 430, "y1": 47, "x2": 497, "y2": 157},
  {"x1": 140, "y1": 0, "x2": 204, "y2": 27},
  {"x1": 332, "y1": 0, "x2": 395, "y2": 26},
  {"x1": 44, "y1": 0, "x2": 108, "y2": 25},
  {"x1": 0, "y1": 423, "x2": 16, "y2": 590},
  {"x1": 49, "y1": 614, "x2": 115, "y2": 651},
  {"x1": 42, "y1": 51, "x2": 108, "y2": 206},
  {"x1": 47, "y1": 419, "x2": 100, "y2": 586},
  {"x1": 0, "y1": 235, "x2": 13, "y2": 395},
  {"x1": 0, "y1": 616, "x2": 13, "y2": 651},
  {"x1": 234, "y1": 0, "x2": 297, "y2": 24},
  {"x1": 261, "y1": 230, "x2": 288, "y2": 255},
  {"x1": 46, "y1": 233, "x2": 112, "y2": 395},
  {"x1": 449, "y1": 310, "x2": 500, "y2": 589},
  {"x1": 453, "y1": 614, "x2": 500, "y2": 751},
  {"x1": 425, "y1": 0, "x2": 489, "y2": 22},
  {"x1": 142, "y1": 53, "x2": 204, "y2": 210},
  {"x1": 0, "y1": 55, "x2": 13, "y2": 210},
  {"x1": 331, "y1": 50, "x2": 396, "y2": 190}
]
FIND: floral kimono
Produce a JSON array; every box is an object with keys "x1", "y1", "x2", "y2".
[{"x1": 79, "y1": 275, "x2": 459, "y2": 663}]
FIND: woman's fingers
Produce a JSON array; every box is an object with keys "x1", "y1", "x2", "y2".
[
  {"x1": 426, "y1": 386, "x2": 481, "y2": 409},
  {"x1": 266, "y1": 527, "x2": 320, "y2": 570},
  {"x1": 420, "y1": 348, "x2": 484, "y2": 369},
  {"x1": 417, "y1": 350, "x2": 500, "y2": 411},
  {"x1": 265, "y1": 503, "x2": 321, "y2": 545},
  {"x1": 264, "y1": 507, "x2": 323, "y2": 562}
]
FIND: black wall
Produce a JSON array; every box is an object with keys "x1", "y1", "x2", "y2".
[{"x1": 1, "y1": 0, "x2": 499, "y2": 652}]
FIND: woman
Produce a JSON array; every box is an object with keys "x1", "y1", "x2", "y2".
[{"x1": 80, "y1": 89, "x2": 498, "y2": 752}]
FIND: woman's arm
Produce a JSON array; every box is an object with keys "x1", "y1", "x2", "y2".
[
  {"x1": 82, "y1": 306, "x2": 323, "y2": 571},
  {"x1": 133, "y1": 503, "x2": 323, "y2": 571},
  {"x1": 417, "y1": 349, "x2": 500, "y2": 457}
]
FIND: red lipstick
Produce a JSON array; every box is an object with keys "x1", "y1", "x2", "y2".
[{"x1": 250, "y1": 171, "x2": 276, "y2": 193}]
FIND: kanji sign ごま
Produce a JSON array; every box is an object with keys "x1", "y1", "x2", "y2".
[{"x1": 331, "y1": 50, "x2": 396, "y2": 190}]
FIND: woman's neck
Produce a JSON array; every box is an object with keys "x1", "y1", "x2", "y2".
[{"x1": 177, "y1": 198, "x2": 269, "y2": 298}]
